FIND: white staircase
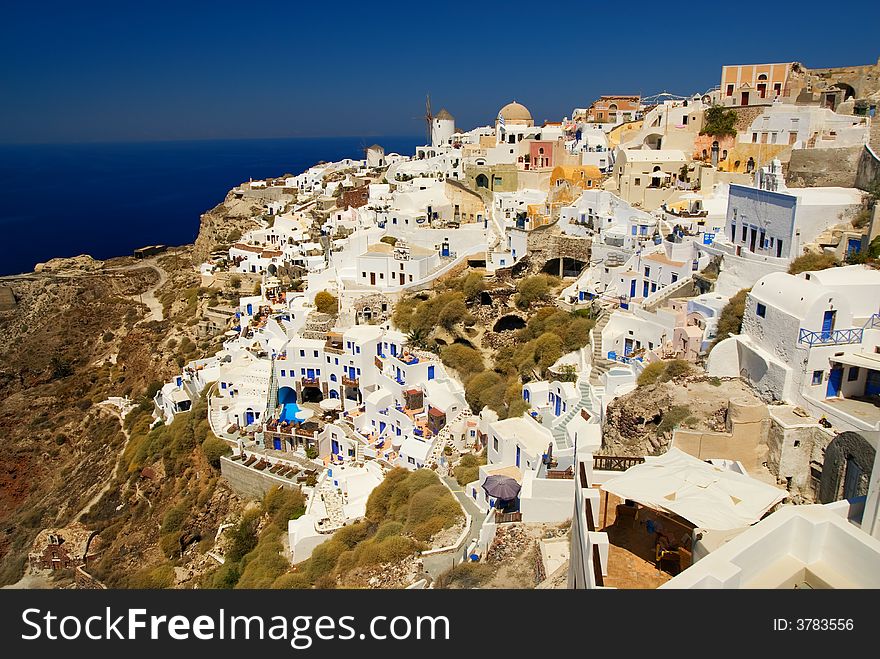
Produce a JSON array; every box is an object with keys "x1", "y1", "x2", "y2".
[
  {"x1": 589, "y1": 311, "x2": 615, "y2": 386},
  {"x1": 550, "y1": 378, "x2": 597, "y2": 449}
]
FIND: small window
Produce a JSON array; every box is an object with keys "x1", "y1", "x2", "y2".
[
  {"x1": 812, "y1": 370, "x2": 823, "y2": 385},
  {"x1": 848, "y1": 367, "x2": 860, "y2": 381},
  {"x1": 756, "y1": 303, "x2": 766, "y2": 318}
]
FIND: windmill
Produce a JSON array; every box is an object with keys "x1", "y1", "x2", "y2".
[{"x1": 424, "y1": 94, "x2": 433, "y2": 145}]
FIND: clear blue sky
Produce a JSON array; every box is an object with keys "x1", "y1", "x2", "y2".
[{"x1": 2, "y1": 1, "x2": 878, "y2": 144}]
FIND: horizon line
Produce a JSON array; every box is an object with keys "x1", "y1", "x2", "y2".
[{"x1": 0, "y1": 133, "x2": 426, "y2": 147}]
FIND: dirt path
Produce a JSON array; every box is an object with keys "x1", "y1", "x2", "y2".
[
  {"x1": 73, "y1": 403, "x2": 132, "y2": 523},
  {"x1": 109, "y1": 257, "x2": 168, "y2": 322}
]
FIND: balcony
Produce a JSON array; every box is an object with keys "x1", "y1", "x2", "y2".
[
  {"x1": 798, "y1": 313, "x2": 880, "y2": 347},
  {"x1": 342, "y1": 376, "x2": 359, "y2": 387},
  {"x1": 798, "y1": 327, "x2": 863, "y2": 347},
  {"x1": 301, "y1": 377, "x2": 320, "y2": 387}
]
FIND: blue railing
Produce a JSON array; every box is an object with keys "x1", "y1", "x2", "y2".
[
  {"x1": 607, "y1": 351, "x2": 643, "y2": 365},
  {"x1": 798, "y1": 314, "x2": 880, "y2": 347},
  {"x1": 798, "y1": 327, "x2": 863, "y2": 346}
]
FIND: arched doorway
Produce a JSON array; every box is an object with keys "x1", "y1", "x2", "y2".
[
  {"x1": 650, "y1": 166, "x2": 662, "y2": 188},
  {"x1": 329, "y1": 389, "x2": 339, "y2": 399},
  {"x1": 476, "y1": 174, "x2": 489, "y2": 189},
  {"x1": 278, "y1": 386, "x2": 297, "y2": 405},
  {"x1": 301, "y1": 386, "x2": 324, "y2": 403},
  {"x1": 834, "y1": 82, "x2": 856, "y2": 100}
]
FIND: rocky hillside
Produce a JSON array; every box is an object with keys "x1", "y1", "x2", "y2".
[
  {"x1": 601, "y1": 375, "x2": 762, "y2": 456},
  {"x1": 192, "y1": 187, "x2": 296, "y2": 263},
  {"x1": 0, "y1": 247, "x2": 252, "y2": 587}
]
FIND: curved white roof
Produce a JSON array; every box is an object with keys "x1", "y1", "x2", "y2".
[
  {"x1": 808, "y1": 264, "x2": 880, "y2": 287},
  {"x1": 750, "y1": 272, "x2": 826, "y2": 319}
]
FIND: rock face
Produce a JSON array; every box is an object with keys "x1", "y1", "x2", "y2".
[
  {"x1": 0, "y1": 287, "x2": 15, "y2": 311},
  {"x1": 33, "y1": 254, "x2": 104, "y2": 273},
  {"x1": 192, "y1": 187, "x2": 296, "y2": 263},
  {"x1": 601, "y1": 377, "x2": 765, "y2": 457}
]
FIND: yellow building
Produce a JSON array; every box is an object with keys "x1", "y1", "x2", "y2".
[{"x1": 550, "y1": 165, "x2": 602, "y2": 190}]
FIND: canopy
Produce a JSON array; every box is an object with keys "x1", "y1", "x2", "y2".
[
  {"x1": 600, "y1": 448, "x2": 786, "y2": 531},
  {"x1": 295, "y1": 409, "x2": 314, "y2": 422},
  {"x1": 482, "y1": 475, "x2": 521, "y2": 501},
  {"x1": 320, "y1": 398, "x2": 342, "y2": 411}
]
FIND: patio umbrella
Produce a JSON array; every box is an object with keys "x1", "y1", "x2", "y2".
[{"x1": 482, "y1": 475, "x2": 521, "y2": 501}]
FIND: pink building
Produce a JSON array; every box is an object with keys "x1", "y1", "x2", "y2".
[{"x1": 526, "y1": 140, "x2": 555, "y2": 171}]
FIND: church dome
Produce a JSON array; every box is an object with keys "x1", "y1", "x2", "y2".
[{"x1": 498, "y1": 101, "x2": 533, "y2": 123}]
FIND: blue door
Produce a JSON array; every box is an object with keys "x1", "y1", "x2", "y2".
[
  {"x1": 307, "y1": 369, "x2": 315, "y2": 379},
  {"x1": 643, "y1": 281, "x2": 649, "y2": 297},
  {"x1": 441, "y1": 242, "x2": 450, "y2": 257},
  {"x1": 273, "y1": 438, "x2": 281, "y2": 450},
  {"x1": 821, "y1": 310, "x2": 836, "y2": 339},
  {"x1": 630, "y1": 280, "x2": 636, "y2": 298},
  {"x1": 866, "y1": 370, "x2": 880, "y2": 397},
  {"x1": 515, "y1": 446, "x2": 520, "y2": 468},
  {"x1": 332, "y1": 440, "x2": 339, "y2": 455},
  {"x1": 847, "y1": 238, "x2": 862, "y2": 256},
  {"x1": 428, "y1": 365, "x2": 435, "y2": 380},
  {"x1": 246, "y1": 303, "x2": 253, "y2": 315},
  {"x1": 826, "y1": 366, "x2": 843, "y2": 398},
  {"x1": 555, "y1": 396, "x2": 561, "y2": 416},
  {"x1": 245, "y1": 410, "x2": 255, "y2": 425},
  {"x1": 624, "y1": 338, "x2": 633, "y2": 356}
]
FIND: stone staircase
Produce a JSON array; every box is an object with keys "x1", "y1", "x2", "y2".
[
  {"x1": 550, "y1": 378, "x2": 598, "y2": 450},
  {"x1": 429, "y1": 409, "x2": 469, "y2": 473},
  {"x1": 316, "y1": 477, "x2": 346, "y2": 532},
  {"x1": 589, "y1": 311, "x2": 615, "y2": 386}
]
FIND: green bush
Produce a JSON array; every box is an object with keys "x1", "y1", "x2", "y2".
[
  {"x1": 272, "y1": 572, "x2": 312, "y2": 589},
  {"x1": 438, "y1": 299, "x2": 469, "y2": 330},
  {"x1": 129, "y1": 563, "x2": 175, "y2": 589},
  {"x1": 226, "y1": 509, "x2": 261, "y2": 563},
  {"x1": 700, "y1": 105, "x2": 738, "y2": 138},
  {"x1": 201, "y1": 436, "x2": 231, "y2": 468},
  {"x1": 515, "y1": 275, "x2": 555, "y2": 309},
  {"x1": 440, "y1": 344, "x2": 485, "y2": 379},
  {"x1": 788, "y1": 252, "x2": 838, "y2": 275},
  {"x1": 209, "y1": 562, "x2": 241, "y2": 589},
  {"x1": 314, "y1": 290, "x2": 339, "y2": 315},
  {"x1": 709, "y1": 288, "x2": 750, "y2": 353},
  {"x1": 159, "y1": 533, "x2": 181, "y2": 558},
  {"x1": 435, "y1": 562, "x2": 493, "y2": 589},
  {"x1": 637, "y1": 362, "x2": 665, "y2": 387},
  {"x1": 262, "y1": 486, "x2": 306, "y2": 527},
  {"x1": 160, "y1": 504, "x2": 187, "y2": 534},
  {"x1": 657, "y1": 406, "x2": 692, "y2": 436}
]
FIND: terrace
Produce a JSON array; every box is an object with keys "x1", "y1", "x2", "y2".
[{"x1": 798, "y1": 314, "x2": 880, "y2": 347}]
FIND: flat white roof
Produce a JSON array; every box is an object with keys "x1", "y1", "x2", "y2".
[{"x1": 491, "y1": 416, "x2": 553, "y2": 456}]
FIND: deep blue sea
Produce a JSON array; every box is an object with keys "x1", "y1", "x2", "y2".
[{"x1": 0, "y1": 136, "x2": 421, "y2": 276}]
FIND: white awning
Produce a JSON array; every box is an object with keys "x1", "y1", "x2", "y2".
[
  {"x1": 829, "y1": 352, "x2": 880, "y2": 371},
  {"x1": 600, "y1": 448, "x2": 787, "y2": 531}
]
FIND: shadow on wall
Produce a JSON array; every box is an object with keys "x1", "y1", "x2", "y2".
[{"x1": 819, "y1": 431, "x2": 876, "y2": 504}]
